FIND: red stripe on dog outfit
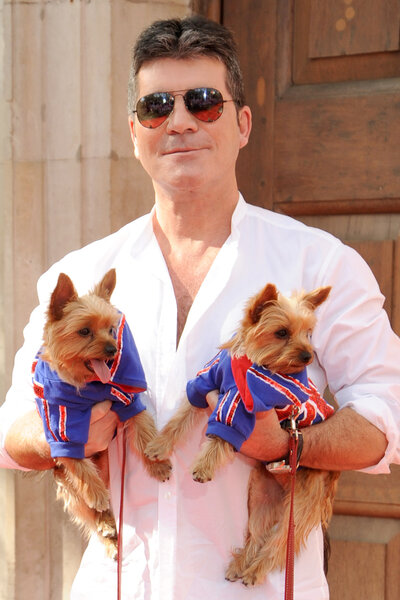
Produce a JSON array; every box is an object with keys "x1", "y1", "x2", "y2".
[
  {"x1": 216, "y1": 391, "x2": 229, "y2": 422},
  {"x1": 41, "y1": 399, "x2": 58, "y2": 441},
  {"x1": 248, "y1": 368, "x2": 302, "y2": 410},
  {"x1": 225, "y1": 392, "x2": 241, "y2": 426},
  {"x1": 196, "y1": 356, "x2": 220, "y2": 376},
  {"x1": 111, "y1": 387, "x2": 131, "y2": 406},
  {"x1": 59, "y1": 405, "x2": 69, "y2": 442},
  {"x1": 33, "y1": 379, "x2": 45, "y2": 399},
  {"x1": 300, "y1": 402, "x2": 316, "y2": 427},
  {"x1": 110, "y1": 314, "x2": 125, "y2": 379}
]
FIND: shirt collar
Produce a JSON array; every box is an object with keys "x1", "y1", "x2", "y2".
[{"x1": 231, "y1": 192, "x2": 247, "y2": 238}]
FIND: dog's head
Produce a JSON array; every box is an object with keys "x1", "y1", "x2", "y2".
[
  {"x1": 41, "y1": 268, "x2": 120, "y2": 387},
  {"x1": 225, "y1": 283, "x2": 331, "y2": 374}
]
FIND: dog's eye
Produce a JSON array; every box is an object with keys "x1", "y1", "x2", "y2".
[
  {"x1": 109, "y1": 327, "x2": 116, "y2": 336},
  {"x1": 78, "y1": 328, "x2": 91, "y2": 337},
  {"x1": 275, "y1": 328, "x2": 289, "y2": 339}
]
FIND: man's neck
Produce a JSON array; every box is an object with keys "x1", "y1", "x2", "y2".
[
  {"x1": 153, "y1": 187, "x2": 238, "y2": 245},
  {"x1": 153, "y1": 188, "x2": 239, "y2": 344}
]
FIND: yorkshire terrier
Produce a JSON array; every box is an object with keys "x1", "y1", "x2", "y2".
[
  {"x1": 33, "y1": 268, "x2": 171, "y2": 559},
  {"x1": 145, "y1": 283, "x2": 339, "y2": 585}
]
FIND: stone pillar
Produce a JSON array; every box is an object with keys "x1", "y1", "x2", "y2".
[{"x1": 0, "y1": 1, "x2": 191, "y2": 598}]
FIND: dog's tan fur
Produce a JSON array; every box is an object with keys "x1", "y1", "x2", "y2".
[
  {"x1": 41, "y1": 269, "x2": 171, "y2": 558},
  {"x1": 145, "y1": 283, "x2": 339, "y2": 584}
]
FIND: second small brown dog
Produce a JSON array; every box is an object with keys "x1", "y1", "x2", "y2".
[
  {"x1": 33, "y1": 268, "x2": 171, "y2": 558},
  {"x1": 145, "y1": 283, "x2": 339, "y2": 585}
]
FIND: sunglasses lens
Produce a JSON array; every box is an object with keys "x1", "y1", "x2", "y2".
[
  {"x1": 136, "y1": 92, "x2": 174, "y2": 128},
  {"x1": 135, "y1": 88, "x2": 226, "y2": 128},
  {"x1": 185, "y1": 88, "x2": 224, "y2": 122}
]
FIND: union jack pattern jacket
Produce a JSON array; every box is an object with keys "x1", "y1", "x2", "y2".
[
  {"x1": 186, "y1": 349, "x2": 334, "y2": 452},
  {"x1": 33, "y1": 314, "x2": 147, "y2": 459}
]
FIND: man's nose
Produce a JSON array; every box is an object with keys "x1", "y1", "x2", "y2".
[{"x1": 165, "y1": 94, "x2": 199, "y2": 133}]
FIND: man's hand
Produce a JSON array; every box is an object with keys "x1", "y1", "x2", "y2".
[
  {"x1": 84, "y1": 401, "x2": 119, "y2": 457},
  {"x1": 205, "y1": 390, "x2": 289, "y2": 463}
]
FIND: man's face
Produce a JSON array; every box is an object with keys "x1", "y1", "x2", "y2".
[{"x1": 129, "y1": 56, "x2": 251, "y2": 197}]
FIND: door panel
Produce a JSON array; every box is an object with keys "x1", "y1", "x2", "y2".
[
  {"x1": 224, "y1": 0, "x2": 400, "y2": 216},
  {"x1": 222, "y1": 1, "x2": 400, "y2": 597},
  {"x1": 295, "y1": 0, "x2": 400, "y2": 83},
  {"x1": 274, "y1": 85, "x2": 400, "y2": 215}
]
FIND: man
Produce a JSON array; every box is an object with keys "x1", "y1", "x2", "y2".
[{"x1": 1, "y1": 15, "x2": 399, "y2": 600}]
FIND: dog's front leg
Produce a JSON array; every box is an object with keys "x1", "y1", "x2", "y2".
[
  {"x1": 191, "y1": 435, "x2": 235, "y2": 483},
  {"x1": 126, "y1": 411, "x2": 172, "y2": 482},
  {"x1": 145, "y1": 400, "x2": 204, "y2": 461}
]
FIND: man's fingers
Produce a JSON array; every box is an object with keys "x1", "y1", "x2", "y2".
[
  {"x1": 206, "y1": 390, "x2": 219, "y2": 410},
  {"x1": 85, "y1": 404, "x2": 119, "y2": 457},
  {"x1": 90, "y1": 401, "x2": 113, "y2": 423},
  {"x1": 241, "y1": 409, "x2": 289, "y2": 462}
]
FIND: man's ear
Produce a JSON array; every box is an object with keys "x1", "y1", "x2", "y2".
[
  {"x1": 238, "y1": 105, "x2": 252, "y2": 150},
  {"x1": 128, "y1": 116, "x2": 140, "y2": 159}
]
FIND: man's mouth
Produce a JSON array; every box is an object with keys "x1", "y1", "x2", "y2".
[{"x1": 163, "y1": 147, "x2": 203, "y2": 155}]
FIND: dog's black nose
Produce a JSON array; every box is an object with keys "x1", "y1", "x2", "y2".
[
  {"x1": 105, "y1": 344, "x2": 117, "y2": 357},
  {"x1": 299, "y1": 350, "x2": 312, "y2": 364}
]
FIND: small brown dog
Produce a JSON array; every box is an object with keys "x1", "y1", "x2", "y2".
[
  {"x1": 33, "y1": 268, "x2": 171, "y2": 558},
  {"x1": 145, "y1": 283, "x2": 339, "y2": 585}
]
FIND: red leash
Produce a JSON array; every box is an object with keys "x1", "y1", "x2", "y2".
[
  {"x1": 117, "y1": 426, "x2": 127, "y2": 600},
  {"x1": 266, "y1": 413, "x2": 301, "y2": 600},
  {"x1": 284, "y1": 422, "x2": 299, "y2": 600}
]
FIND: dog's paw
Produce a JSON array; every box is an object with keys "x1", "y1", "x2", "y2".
[
  {"x1": 240, "y1": 564, "x2": 266, "y2": 587},
  {"x1": 144, "y1": 438, "x2": 171, "y2": 462},
  {"x1": 225, "y1": 567, "x2": 242, "y2": 582},
  {"x1": 96, "y1": 510, "x2": 118, "y2": 560},
  {"x1": 103, "y1": 537, "x2": 118, "y2": 561},
  {"x1": 225, "y1": 554, "x2": 245, "y2": 582},
  {"x1": 97, "y1": 510, "x2": 117, "y2": 539},
  {"x1": 146, "y1": 458, "x2": 173, "y2": 482},
  {"x1": 241, "y1": 575, "x2": 260, "y2": 587},
  {"x1": 191, "y1": 464, "x2": 213, "y2": 483}
]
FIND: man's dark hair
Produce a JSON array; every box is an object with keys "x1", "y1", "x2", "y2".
[{"x1": 127, "y1": 15, "x2": 245, "y2": 115}]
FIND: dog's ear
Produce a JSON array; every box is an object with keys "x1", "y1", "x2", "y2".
[
  {"x1": 93, "y1": 268, "x2": 116, "y2": 301},
  {"x1": 48, "y1": 273, "x2": 78, "y2": 321},
  {"x1": 302, "y1": 286, "x2": 331, "y2": 311},
  {"x1": 247, "y1": 283, "x2": 278, "y2": 324}
]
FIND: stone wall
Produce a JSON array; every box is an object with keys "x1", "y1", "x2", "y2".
[{"x1": 0, "y1": 2, "x2": 192, "y2": 598}]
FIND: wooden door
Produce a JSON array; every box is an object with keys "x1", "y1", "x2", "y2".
[{"x1": 220, "y1": 1, "x2": 400, "y2": 597}]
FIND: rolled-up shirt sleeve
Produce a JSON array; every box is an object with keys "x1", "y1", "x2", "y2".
[
  {"x1": 0, "y1": 292, "x2": 48, "y2": 470},
  {"x1": 312, "y1": 242, "x2": 400, "y2": 473}
]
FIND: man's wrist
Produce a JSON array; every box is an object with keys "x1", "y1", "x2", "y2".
[{"x1": 265, "y1": 427, "x2": 303, "y2": 473}]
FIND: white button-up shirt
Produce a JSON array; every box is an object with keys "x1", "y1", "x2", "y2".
[{"x1": 1, "y1": 195, "x2": 400, "y2": 599}]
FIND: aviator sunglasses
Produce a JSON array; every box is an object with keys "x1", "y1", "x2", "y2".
[{"x1": 133, "y1": 87, "x2": 234, "y2": 129}]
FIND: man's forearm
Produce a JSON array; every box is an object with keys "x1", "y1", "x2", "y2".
[
  {"x1": 5, "y1": 410, "x2": 54, "y2": 470},
  {"x1": 300, "y1": 407, "x2": 388, "y2": 471},
  {"x1": 5, "y1": 401, "x2": 119, "y2": 471},
  {"x1": 239, "y1": 405, "x2": 388, "y2": 471}
]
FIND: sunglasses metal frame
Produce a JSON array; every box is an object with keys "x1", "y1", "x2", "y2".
[{"x1": 132, "y1": 87, "x2": 234, "y2": 129}]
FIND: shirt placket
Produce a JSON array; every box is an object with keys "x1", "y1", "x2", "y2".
[{"x1": 154, "y1": 281, "x2": 179, "y2": 600}]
